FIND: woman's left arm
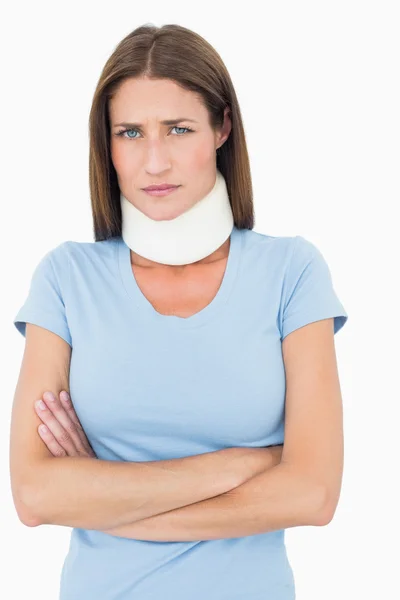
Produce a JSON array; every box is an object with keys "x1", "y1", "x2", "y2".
[{"x1": 103, "y1": 317, "x2": 343, "y2": 541}]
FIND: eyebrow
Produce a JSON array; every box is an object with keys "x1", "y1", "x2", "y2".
[{"x1": 113, "y1": 118, "x2": 198, "y2": 128}]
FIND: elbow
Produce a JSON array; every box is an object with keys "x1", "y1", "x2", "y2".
[
  {"x1": 21, "y1": 513, "x2": 41, "y2": 528},
  {"x1": 284, "y1": 463, "x2": 339, "y2": 527},
  {"x1": 311, "y1": 486, "x2": 336, "y2": 526},
  {"x1": 14, "y1": 483, "x2": 44, "y2": 528},
  {"x1": 11, "y1": 458, "x2": 56, "y2": 527}
]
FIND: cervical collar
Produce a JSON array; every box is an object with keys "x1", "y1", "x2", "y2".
[{"x1": 120, "y1": 169, "x2": 234, "y2": 265}]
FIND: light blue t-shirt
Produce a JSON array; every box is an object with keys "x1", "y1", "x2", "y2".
[{"x1": 13, "y1": 226, "x2": 348, "y2": 600}]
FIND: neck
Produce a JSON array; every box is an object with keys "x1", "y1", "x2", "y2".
[{"x1": 129, "y1": 236, "x2": 231, "y2": 271}]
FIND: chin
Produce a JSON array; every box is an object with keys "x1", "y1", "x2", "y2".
[{"x1": 144, "y1": 203, "x2": 186, "y2": 222}]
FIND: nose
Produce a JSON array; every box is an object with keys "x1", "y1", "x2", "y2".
[{"x1": 143, "y1": 140, "x2": 172, "y2": 174}]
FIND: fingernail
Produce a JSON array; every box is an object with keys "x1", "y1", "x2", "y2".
[
  {"x1": 43, "y1": 392, "x2": 55, "y2": 402},
  {"x1": 36, "y1": 400, "x2": 46, "y2": 410},
  {"x1": 60, "y1": 391, "x2": 70, "y2": 403},
  {"x1": 39, "y1": 425, "x2": 47, "y2": 433}
]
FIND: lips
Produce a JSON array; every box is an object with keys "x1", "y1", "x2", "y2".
[{"x1": 143, "y1": 184, "x2": 179, "y2": 191}]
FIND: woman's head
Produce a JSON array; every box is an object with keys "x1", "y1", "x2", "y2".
[
  {"x1": 89, "y1": 23, "x2": 254, "y2": 240},
  {"x1": 109, "y1": 76, "x2": 232, "y2": 223}
]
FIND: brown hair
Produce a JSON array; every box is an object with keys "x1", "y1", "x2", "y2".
[{"x1": 88, "y1": 23, "x2": 255, "y2": 241}]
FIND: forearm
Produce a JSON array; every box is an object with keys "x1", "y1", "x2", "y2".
[
  {"x1": 102, "y1": 462, "x2": 327, "y2": 541},
  {"x1": 24, "y1": 450, "x2": 240, "y2": 530}
]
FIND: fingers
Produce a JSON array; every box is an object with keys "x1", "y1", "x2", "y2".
[
  {"x1": 58, "y1": 391, "x2": 95, "y2": 456},
  {"x1": 35, "y1": 392, "x2": 92, "y2": 457},
  {"x1": 35, "y1": 397, "x2": 79, "y2": 456},
  {"x1": 59, "y1": 391, "x2": 84, "y2": 430},
  {"x1": 38, "y1": 424, "x2": 68, "y2": 457}
]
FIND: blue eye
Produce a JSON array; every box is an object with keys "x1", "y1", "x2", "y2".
[
  {"x1": 124, "y1": 129, "x2": 139, "y2": 139},
  {"x1": 115, "y1": 126, "x2": 194, "y2": 139}
]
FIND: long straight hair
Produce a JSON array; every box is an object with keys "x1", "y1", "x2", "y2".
[{"x1": 88, "y1": 23, "x2": 255, "y2": 241}]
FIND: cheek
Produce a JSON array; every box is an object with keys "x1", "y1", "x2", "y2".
[
  {"x1": 185, "y1": 142, "x2": 214, "y2": 169},
  {"x1": 110, "y1": 141, "x2": 131, "y2": 175}
]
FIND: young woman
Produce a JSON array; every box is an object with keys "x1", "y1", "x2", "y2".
[{"x1": 10, "y1": 23, "x2": 348, "y2": 600}]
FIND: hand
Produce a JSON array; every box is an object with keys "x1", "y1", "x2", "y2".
[{"x1": 35, "y1": 390, "x2": 97, "y2": 459}]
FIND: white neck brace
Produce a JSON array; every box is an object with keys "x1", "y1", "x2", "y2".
[{"x1": 120, "y1": 169, "x2": 234, "y2": 266}]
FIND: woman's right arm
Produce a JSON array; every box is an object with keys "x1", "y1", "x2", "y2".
[{"x1": 10, "y1": 324, "x2": 276, "y2": 531}]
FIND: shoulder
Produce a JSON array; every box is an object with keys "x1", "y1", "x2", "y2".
[
  {"x1": 50, "y1": 237, "x2": 121, "y2": 270},
  {"x1": 242, "y1": 228, "x2": 325, "y2": 262},
  {"x1": 238, "y1": 229, "x2": 340, "y2": 305},
  {"x1": 31, "y1": 238, "x2": 121, "y2": 292},
  {"x1": 62, "y1": 237, "x2": 120, "y2": 259},
  {"x1": 239, "y1": 227, "x2": 316, "y2": 268}
]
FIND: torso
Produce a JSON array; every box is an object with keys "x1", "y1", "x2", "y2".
[{"x1": 131, "y1": 257, "x2": 229, "y2": 318}]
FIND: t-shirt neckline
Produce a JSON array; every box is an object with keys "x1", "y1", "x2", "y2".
[{"x1": 117, "y1": 226, "x2": 242, "y2": 329}]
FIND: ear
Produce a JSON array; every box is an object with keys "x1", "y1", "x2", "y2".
[{"x1": 216, "y1": 106, "x2": 232, "y2": 150}]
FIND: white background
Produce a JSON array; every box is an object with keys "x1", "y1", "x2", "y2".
[{"x1": 2, "y1": 1, "x2": 399, "y2": 598}]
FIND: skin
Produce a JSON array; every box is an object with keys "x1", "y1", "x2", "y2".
[{"x1": 35, "y1": 75, "x2": 233, "y2": 451}]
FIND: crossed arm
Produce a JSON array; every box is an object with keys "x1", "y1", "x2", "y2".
[
  {"x1": 26, "y1": 391, "x2": 327, "y2": 540},
  {"x1": 102, "y1": 459, "x2": 327, "y2": 542},
  {"x1": 17, "y1": 319, "x2": 341, "y2": 541}
]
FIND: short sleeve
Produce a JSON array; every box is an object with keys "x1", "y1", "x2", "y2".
[
  {"x1": 280, "y1": 235, "x2": 348, "y2": 341},
  {"x1": 13, "y1": 243, "x2": 72, "y2": 347}
]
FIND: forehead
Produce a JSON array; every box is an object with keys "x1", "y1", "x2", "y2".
[{"x1": 109, "y1": 77, "x2": 205, "y2": 120}]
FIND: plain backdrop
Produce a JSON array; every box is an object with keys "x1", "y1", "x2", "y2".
[{"x1": 2, "y1": 1, "x2": 399, "y2": 598}]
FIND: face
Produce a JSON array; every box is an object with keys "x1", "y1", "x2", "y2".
[{"x1": 109, "y1": 76, "x2": 231, "y2": 222}]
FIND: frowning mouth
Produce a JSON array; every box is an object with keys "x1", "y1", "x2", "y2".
[{"x1": 142, "y1": 186, "x2": 181, "y2": 197}]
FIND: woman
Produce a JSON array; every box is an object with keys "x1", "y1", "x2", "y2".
[{"x1": 10, "y1": 23, "x2": 348, "y2": 600}]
